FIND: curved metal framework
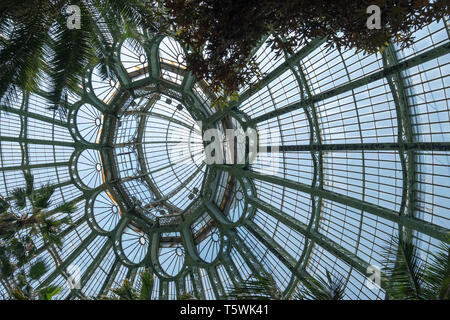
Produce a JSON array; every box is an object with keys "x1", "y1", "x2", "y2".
[{"x1": 0, "y1": 14, "x2": 449, "y2": 300}]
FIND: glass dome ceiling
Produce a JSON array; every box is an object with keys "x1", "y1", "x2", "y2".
[{"x1": 0, "y1": 13, "x2": 449, "y2": 300}]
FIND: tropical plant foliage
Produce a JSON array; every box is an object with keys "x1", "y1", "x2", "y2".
[
  {"x1": 0, "y1": 0, "x2": 159, "y2": 110},
  {"x1": 7, "y1": 266, "x2": 62, "y2": 300},
  {"x1": 164, "y1": 0, "x2": 448, "y2": 94},
  {"x1": 0, "y1": 172, "x2": 76, "y2": 299},
  {"x1": 1, "y1": 1, "x2": 448, "y2": 107},
  {"x1": 97, "y1": 268, "x2": 154, "y2": 300},
  {"x1": 226, "y1": 234, "x2": 450, "y2": 301},
  {"x1": 382, "y1": 234, "x2": 450, "y2": 300},
  {"x1": 227, "y1": 274, "x2": 283, "y2": 300},
  {"x1": 295, "y1": 270, "x2": 346, "y2": 300},
  {"x1": 423, "y1": 241, "x2": 450, "y2": 300},
  {"x1": 1, "y1": 1, "x2": 449, "y2": 301},
  {"x1": 226, "y1": 271, "x2": 345, "y2": 300}
]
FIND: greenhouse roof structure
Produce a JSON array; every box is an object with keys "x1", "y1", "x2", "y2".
[{"x1": 0, "y1": 6, "x2": 449, "y2": 300}]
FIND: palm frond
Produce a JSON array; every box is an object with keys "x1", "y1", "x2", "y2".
[
  {"x1": 9, "y1": 238, "x2": 26, "y2": 264},
  {"x1": 39, "y1": 219, "x2": 64, "y2": 248},
  {"x1": 29, "y1": 259, "x2": 48, "y2": 280},
  {"x1": 382, "y1": 235, "x2": 425, "y2": 300},
  {"x1": 227, "y1": 274, "x2": 282, "y2": 300},
  {"x1": 12, "y1": 188, "x2": 26, "y2": 210},
  {"x1": 0, "y1": 255, "x2": 17, "y2": 278},
  {"x1": 48, "y1": 1, "x2": 95, "y2": 111},
  {"x1": 0, "y1": 212, "x2": 19, "y2": 239},
  {"x1": 31, "y1": 184, "x2": 55, "y2": 211},
  {"x1": 102, "y1": 0, "x2": 163, "y2": 31},
  {"x1": 295, "y1": 270, "x2": 346, "y2": 300},
  {"x1": 55, "y1": 201, "x2": 77, "y2": 215},
  {"x1": 423, "y1": 239, "x2": 450, "y2": 300},
  {"x1": 0, "y1": 4, "x2": 52, "y2": 108},
  {"x1": 82, "y1": 1, "x2": 116, "y2": 79}
]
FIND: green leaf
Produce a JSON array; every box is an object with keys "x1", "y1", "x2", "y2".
[
  {"x1": 0, "y1": 4, "x2": 52, "y2": 109},
  {"x1": 381, "y1": 235, "x2": 425, "y2": 300},
  {"x1": 32, "y1": 184, "x2": 55, "y2": 210},
  {"x1": 9, "y1": 238, "x2": 26, "y2": 263},
  {"x1": 12, "y1": 188, "x2": 26, "y2": 210},
  {"x1": 56, "y1": 201, "x2": 77, "y2": 215},
  {"x1": 230, "y1": 91, "x2": 239, "y2": 102},
  {"x1": 423, "y1": 238, "x2": 450, "y2": 300},
  {"x1": 29, "y1": 259, "x2": 48, "y2": 280},
  {"x1": 38, "y1": 286, "x2": 62, "y2": 300},
  {"x1": 48, "y1": 2, "x2": 95, "y2": 111},
  {"x1": 0, "y1": 197, "x2": 10, "y2": 214},
  {"x1": 295, "y1": 270, "x2": 346, "y2": 300}
]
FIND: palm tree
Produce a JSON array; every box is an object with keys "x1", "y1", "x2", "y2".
[
  {"x1": 226, "y1": 271, "x2": 345, "y2": 300},
  {"x1": 0, "y1": 247, "x2": 62, "y2": 300},
  {"x1": 382, "y1": 234, "x2": 450, "y2": 300},
  {"x1": 0, "y1": 0, "x2": 160, "y2": 111},
  {"x1": 97, "y1": 268, "x2": 154, "y2": 300},
  {"x1": 0, "y1": 172, "x2": 76, "y2": 299},
  {"x1": 7, "y1": 260, "x2": 62, "y2": 300},
  {"x1": 0, "y1": 173, "x2": 76, "y2": 245}
]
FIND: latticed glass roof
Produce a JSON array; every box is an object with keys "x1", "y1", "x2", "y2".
[{"x1": 0, "y1": 12, "x2": 449, "y2": 300}]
